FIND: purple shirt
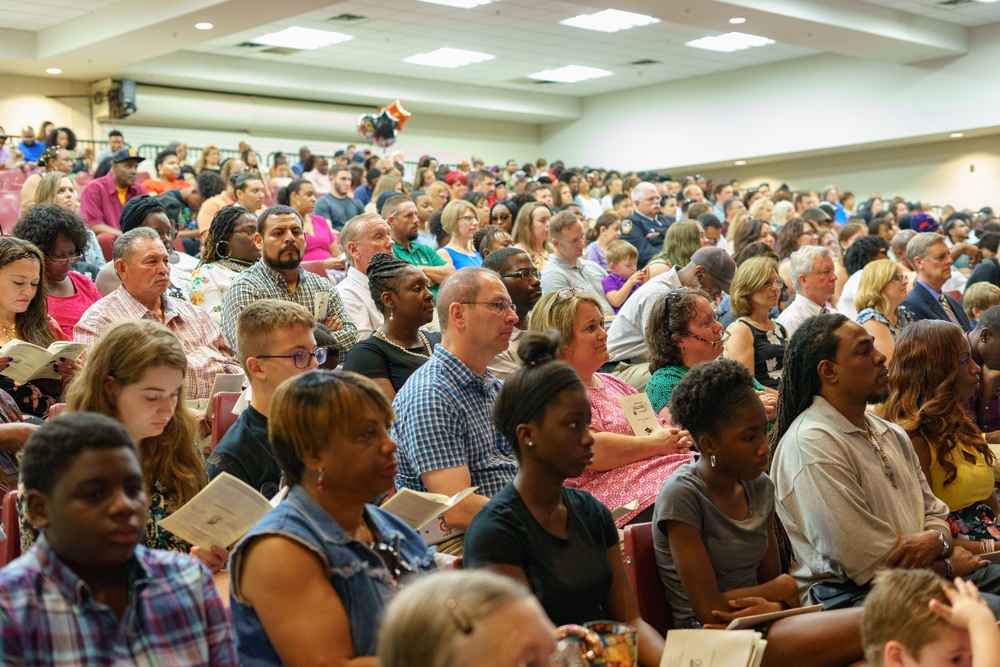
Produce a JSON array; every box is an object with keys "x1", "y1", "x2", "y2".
[{"x1": 602, "y1": 272, "x2": 639, "y2": 313}]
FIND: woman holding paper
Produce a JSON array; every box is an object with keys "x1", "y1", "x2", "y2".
[
  {"x1": 654, "y1": 359, "x2": 863, "y2": 665},
  {"x1": 528, "y1": 288, "x2": 692, "y2": 527},
  {"x1": 229, "y1": 369, "x2": 435, "y2": 666},
  {"x1": 0, "y1": 237, "x2": 81, "y2": 418},
  {"x1": 463, "y1": 331, "x2": 665, "y2": 667}
]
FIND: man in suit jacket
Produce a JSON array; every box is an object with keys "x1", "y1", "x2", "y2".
[
  {"x1": 621, "y1": 181, "x2": 671, "y2": 268},
  {"x1": 901, "y1": 231, "x2": 971, "y2": 331}
]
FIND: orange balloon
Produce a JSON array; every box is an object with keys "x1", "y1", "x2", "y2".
[{"x1": 383, "y1": 99, "x2": 411, "y2": 131}]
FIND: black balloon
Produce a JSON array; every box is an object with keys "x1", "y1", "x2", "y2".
[{"x1": 372, "y1": 110, "x2": 399, "y2": 148}]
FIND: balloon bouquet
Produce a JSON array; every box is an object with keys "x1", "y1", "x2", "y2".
[{"x1": 357, "y1": 100, "x2": 411, "y2": 149}]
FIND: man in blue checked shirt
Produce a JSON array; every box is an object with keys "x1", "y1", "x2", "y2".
[
  {"x1": 392, "y1": 268, "x2": 520, "y2": 536},
  {"x1": 0, "y1": 413, "x2": 237, "y2": 666}
]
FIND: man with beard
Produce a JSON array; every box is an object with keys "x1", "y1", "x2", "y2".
[
  {"x1": 384, "y1": 195, "x2": 453, "y2": 298},
  {"x1": 483, "y1": 247, "x2": 542, "y2": 380},
  {"x1": 221, "y1": 205, "x2": 356, "y2": 354},
  {"x1": 769, "y1": 314, "x2": 1000, "y2": 611},
  {"x1": 79, "y1": 148, "x2": 148, "y2": 237},
  {"x1": 313, "y1": 165, "x2": 363, "y2": 232}
]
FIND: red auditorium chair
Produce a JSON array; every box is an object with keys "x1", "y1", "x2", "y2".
[
  {"x1": 210, "y1": 391, "x2": 242, "y2": 451},
  {"x1": 1, "y1": 489, "x2": 20, "y2": 566},
  {"x1": 300, "y1": 260, "x2": 328, "y2": 279},
  {"x1": 0, "y1": 192, "x2": 20, "y2": 234},
  {"x1": 623, "y1": 522, "x2": 672, "y2": 634}
]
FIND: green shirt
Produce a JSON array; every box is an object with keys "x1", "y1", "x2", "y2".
[
  {"x1": 647, "y1": 364, "x2": 769, "y2": 423},
  {"x1": 393, "y1": 241, "x2": 447, "y2": 297}
]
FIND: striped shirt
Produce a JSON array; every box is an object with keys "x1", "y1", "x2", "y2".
[
  {"x1": 219, "y1": 260, "x2": 357, "y2": 352},
  {"x1": 74, "y1": 287, "x2": 242, "y2": 399},
  {"x1": 0, "y1": 535, "x2": 238, "y2": 666}
]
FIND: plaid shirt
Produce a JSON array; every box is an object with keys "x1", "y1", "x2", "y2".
[
  {"x1": 392, "y1": 346, "x2": 516, "y2": 497},
  {"x1": 0, "y1": 535, "x2": 238, "y2": 666},
  {"x1": 74, "y1": 287, "x2": 242, "y2": 399},
  {"x1": 220, "y1": 260, "x2": 357, "y2": 352}
]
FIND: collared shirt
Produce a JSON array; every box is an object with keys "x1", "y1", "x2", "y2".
[
  {"x1": 74, "y1": 286, "x2": 242, "y2": 399},
  {"x1": 195, "y1": 193, "x2": 236, "y2": 236},
  {"x1": 606, "y1": 268, "x2": 682, "y2": 363},
  {"x1": 622, "y1": 211, "x2": 670, "y2": 267},
  {"x1": 220, "y1": 260, "x2": 357, "y2": 352},
  {"x1": 775, "y1": 293, "x2": 826, "y2": 339},
  {"x1": 772, "y1": 395, "x2": 949, "y2": 599},
  {"x1": 393, "y1": 240, "x2": 447, "y2": 296},
  {"x1": 79, "y1": 174, "x2": 148, "y2": 231},
  {"x1": 0, "y1": 534, "x2": 238, "y2": 666},
  {"x1": 540, "y1": 255, "x2": 614, "y2": 316},
  {"x1": 392, "y1": 346, "x2": 516, "y2": 497},
  {"x1": 488, "y1": 327, "x2": 524, "y2": 381},
  {"x1": 336, "y1": 266, "x2": 383, "y2": 342}
]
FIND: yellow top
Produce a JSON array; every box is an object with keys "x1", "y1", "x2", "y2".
[{"x1": 928, "y1": 439, "x2": 994, "y2": 512}]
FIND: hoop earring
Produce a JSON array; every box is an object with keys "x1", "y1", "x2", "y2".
[
  {"x1": 215, "y1": 240, "x2": 231, "y2": 259},
  {"x1": 317, "y1": 467, "x2": 326, "y2": 493},
  {"x1": 710, "y1": 455, "x2": 717, "y2": 468}
]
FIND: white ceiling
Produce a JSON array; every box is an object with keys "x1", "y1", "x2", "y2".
[{"x1": 0, "y1": 0, "x2": 997, "y2": 123}]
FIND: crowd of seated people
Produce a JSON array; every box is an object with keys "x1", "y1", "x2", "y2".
[{"x1": 5, "y1": 129, "x2": 1000, "y2": 665}]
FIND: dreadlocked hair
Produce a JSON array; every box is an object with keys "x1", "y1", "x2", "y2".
[
  {"x1": 367, "y1": 252, "x2": 415, "y2": 315},
  {"x1": 201, "y1": 205, "x2": 252, "y2": 264}
]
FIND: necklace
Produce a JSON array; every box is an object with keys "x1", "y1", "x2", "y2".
[
  {"x1": 375, "y1": 328, "x2": 432, "y2": 359},
  {"x1": 0, "y1": 321, "x2": 16, "y2": 337},
  {"x1": 863, "y1": 416, "x2": 898, "y2": 489}
]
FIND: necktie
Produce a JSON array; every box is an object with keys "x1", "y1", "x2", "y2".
[
  {"x1": 820, "y1": 306, "x2": 830, "y2": 315},
  {"x1": 939, "y1": 294, "x2": 962, "y2": 327}
]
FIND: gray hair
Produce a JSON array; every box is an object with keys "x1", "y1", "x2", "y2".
[
  {"x1": 340, "y1": 212, "x2": 386, "y2": 267},
  {"x1": 436, "y1": 267, "x2": 500, "y2": 332},
  {"x1": 112, "y1": 227, "x2": 162, "y2": 263},
  {"x1": 789, "y1": 245, "x2": 833, "y2": 292},
  {"x1": 905, "y1": 232, "x2": 947, "y2": 270},
  {"x1": 631, "y1": 181, "x2": 658, "y2": 204}
]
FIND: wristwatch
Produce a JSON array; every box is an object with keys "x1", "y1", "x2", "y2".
[{"x1": 934, "y1": 530, "x2": 953, "y2": 558}]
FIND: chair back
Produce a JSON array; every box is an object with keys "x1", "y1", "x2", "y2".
[
  {"x1": 211, "y1": 391, "x2": 242, "y2": 450},
  {"x1": 622, "y1": 522, "x2": 672, "y2": 634}
]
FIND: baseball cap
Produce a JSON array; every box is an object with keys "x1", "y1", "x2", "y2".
[
  {"x1": 333, "y1": 149, "x2": 347, "y2": 158},
  {"x1": 112, "y1": 147, "x2": 140, "y2": 163},
  {"x1": 691, "y1": 247, "x2": 736, "y2": 292},
  {"x1": 910, "y1": 212, "x2": 941, "y2": 234}
]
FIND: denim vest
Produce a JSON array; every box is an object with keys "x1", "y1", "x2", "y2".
[{"x1": 229, "y1": 485, "x2": 436, "y2": 665}]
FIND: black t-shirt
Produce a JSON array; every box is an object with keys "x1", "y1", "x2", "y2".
[
  {"x1": 342, "y1": 332, "x2": 440, "y2": 393},
  {"x1": 206, "y1": 405, "x2": 282, "y2": 497},
  {"x1": 967, "y1": 257, "x2": 1000, "y2": 291},
  {"x1": 464, "y1": 484, "x2": 619, "y2": 626}
]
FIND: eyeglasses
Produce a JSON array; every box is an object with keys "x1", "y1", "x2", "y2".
[
  {"x1": 46, "y1": 254, "x2": 83, "y2": 265},
  {"x1": 685, "y1": 329, "x2": 730, "y2": 349},
  {"x1": 256, "y1": 347, "x2": 329, "y2": 369},
  {"x1": 371, "y1": 541, "x2": 417, "y2": 587},
  {"x1": 458, "y1": 215, "x2": 478, "y2": 223},
  {"x1": 891, "y1": 273, "x2": 905, "y2": 282},
  {"x1": 500, "y1": 268, "x2": 541, "y2": 280},
  {"x1": 461, "y1": 300, "x2": 517, "y2": 314},
  {"x1": 491, "y1": 213, "x2": 512, "y2": 222},
  {"x1": 554, "y1": 287, "x2": 583, "y2": 305},
  {"x1": 705, "y1": 237, "x2": 719, "y2": 246}
]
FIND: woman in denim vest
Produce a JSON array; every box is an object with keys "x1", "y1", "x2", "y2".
[{"x1": 229, "y1": 369, "x2": 436, "y2": 666}]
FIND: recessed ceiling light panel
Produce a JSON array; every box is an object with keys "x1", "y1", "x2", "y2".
[
  {"x1": 729, "y1": 17, "x2": 746, "y2": 24},
  {"x1": 734, "y1": 160, "x2": 747, "y2": 166},
  {"x1": 251, "y1": 27, "x2": 352, "y2": 50},
  {"x1": 686, "y1": 31, "x2": 775, "y2": 53},
  {"x1": 195, "y1": 22, "x2": 214, "y2": 30},
  {"x1": 528, "y1": 65, "x2": 613, "y2": 83},
  {"x1": 951, "y1": 132, "x2": 965, "y2": 138},
  {"x1": 45, "y1": 68, "x2": 62, "y2": 75},
  {"x1": 415, "y1": 0, "x2": 498, "y2": 8},
  {"x1": 560, "y1": 9, "x2": 659, "y2": 33},
  {"x1": 403, "y1": 47, "x2": 495, "y2": 68}
]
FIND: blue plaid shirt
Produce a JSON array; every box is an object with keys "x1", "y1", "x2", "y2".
[
  {"x1": 0, "y1": 534, "x2": 237, "y2": 666},
  {"x1": 392, "y1": 346, "x2": 516, "y2": 497}
]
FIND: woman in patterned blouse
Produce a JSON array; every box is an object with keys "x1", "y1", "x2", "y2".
[
  {"x1": 854, "y1": 258, "x2": 912, "y2": 363},
  {"x1": 187, "y1": 205, "x2": 260, "y2": 324}
]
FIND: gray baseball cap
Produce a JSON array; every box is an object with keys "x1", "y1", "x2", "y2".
[{"x1": 690, "y1": 246, "x2": 736, "y2": 292}]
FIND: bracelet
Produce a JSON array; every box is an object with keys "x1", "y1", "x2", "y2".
[
  {"x1": 934, "y1": 530, "x2": 952, "y2": 558},
  {"x1": 944, "y1": 557, "x2": 954, "y2": 580},
  {"x1": 983, "y1": 538, "x2": 997, "y2": 554}
]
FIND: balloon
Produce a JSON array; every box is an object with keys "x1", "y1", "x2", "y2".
[
  {"x1": 384, "y1": 99, "x2": 411, "y2": 131},
  {"x1": 372, "y1": 109, "x2": 397, "y2": 148},
  {"x1": 357, "y1": 114, "x2": 376, "y2": 141}
]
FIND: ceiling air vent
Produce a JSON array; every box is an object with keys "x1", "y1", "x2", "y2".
[
  {"x1": 630, "y1": 59, "x2": 660, "y2": 65},
  {"x1": 236, "y1": 42, "x2": 266, "y2": 48},
  {"x1": 507, "y1": 77, "x2": 559, "y2": 85},
  {"x1": 937, "y1": 0, "x2": 974, "y2": 5},
  {"x1": 260, "y1": 47, "x2": 299, "y2": 55},
  {"x1": 328, "y1": 13, "x2": 366, "y2": 21}
]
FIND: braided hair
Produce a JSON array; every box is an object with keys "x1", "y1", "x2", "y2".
[
  {"x1": 37, "y1": 146, "x2": 62, "y2": 170},
  {"x1": 367, "y1": 252, "x2": 415, "y2": 315},
  {"x1": 201, "y1": 205, "x2": 253, "y2": 264},
  {"x1": 119, "y1": 195, "x2": 166, "y2": 234}
]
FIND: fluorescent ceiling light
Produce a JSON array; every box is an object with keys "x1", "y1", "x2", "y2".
[
  {"x1": 529, "y1": 65, "x2": 613, "y2": 83},
  {"x1": 403, "y1": 47, "x2": 494, "y2": 68},
  {"x1": 951, "y1": 132, "x2": 965, "y2": 138},
  {"x1": 729, "y1": 17, "x2": 746, "y2": 24},
  {"x1": 415, "y1": 0, "x2": 498, "y2": 7},
  {"x1": 251, "y1": 26, "x2": 352, "y2": 50},
  {"x1": 45, "y1": 68, "x2": 62, "y2": 75},
  {"x1": 195, "y1": 22, "x2": 214, "y2": 30},
  {"x1": 972, "y1": 0, "x2": 1000, "y2": 4},
  {"x1": 560, "y1": 9, "x2": 659, "y2": 33},
  {"x1": 686, "y1": 31, "x2": 775, "y2": 53}
]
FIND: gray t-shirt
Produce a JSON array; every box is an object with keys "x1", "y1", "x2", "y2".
[
  {"x1": 652, "y1": 463, "x2": 773, "y2": 625},
  {"x1": 314, "y1": 193, "x2": 364, "y2": 232}
]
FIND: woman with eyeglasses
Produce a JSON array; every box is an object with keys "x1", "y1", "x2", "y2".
[
  {"x1": 854, "y1": 259, "x2": 912, "y2": 362},
  {"x1": 230, "y1": 369, "x2": 436, "y2": 666},
  {"x1": 529, "y1": 289, "x2": 693, "y2": 528},
  {"x1": 187, "y1": 206, "x2": 261, "y2": 325},
  {"x1": 488, "y1": 199, "x2": 517, "y2": 234},
  {"x1": 463, "y1": 331, "x2": 666, "y2": 667},
  {"x1": 437, "y1": 200, "x2": 483, "y2": 269},
  {"x1": 724, "y1": 257, "x2": 788, "y2": 395},
  {"x1": 343, "y1": 253, "x2": 440, "y2": 401},
  {"x1": 11, "y1": 204, "x2": 101, "y2": 340},
  {"x1": 775, "y1": 218, "x2": 819, "y2": 300}
]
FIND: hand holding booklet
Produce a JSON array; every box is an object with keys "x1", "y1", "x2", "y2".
[
  {"x1": 379, "y1": 487, "x2": 477, "y2": 531},
  {"x1": 157, "y1": 473, "x2": 285, "y2": 550},
  {"x1": 0, "y1": 339, "x2": 86, "y2": 384},
  {"x1": 661, "y1": 629, "x2": 767, "y2": 667}
]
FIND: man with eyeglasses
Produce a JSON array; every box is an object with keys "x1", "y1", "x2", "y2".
[
  {"x1": 208, "y1": 300, "x2": 323, "y2": 495},
  {"x1": 540, "y1": 211, "x2": 614, "y2": 316},
  {"x1": 623, "y1": 182, "x2": 672, "y2": 268},
  {"x1": 75, "y1": 227, "x2": 242, "y2": 400},
  {"x1": 384, "y1": 195, "x2": 453, "y2": 298},
  {"x1": 776, "y1": 245, "x2": 839, "y2": 338},
  {"x1": 392, "y1": 268, "x2": 519, "y2": 550},
  {"x1": 484, "y1": 247, "x2": 542, "y2": 380}
]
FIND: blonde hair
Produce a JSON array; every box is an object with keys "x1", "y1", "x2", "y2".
[
  {"x1": 663, "y1": 220, "x2": 702, "y2": 268},
  {"x1": 862, "y1": 569, "x2": 950, "y2": 666},
  {"x1": 64, "y1": 320, "x2": 203, "y2": 503},
  {"x1": 730, "y1": 257, "x2": 779, "y2": 318},
  {"x1": 441, "y1": 199, "x2": 478, "y2": 235},
  {"x1": 749, "y1": 197, "x2": 773, "y2": 219},
  {"x1": 854, "y1": 259, "x2": 902, "y2": 316},
  {"x1": 510, "y1": 202, "x2": 550, "y2": 255},
  {"x1": 963, "y1": 282, "x2": 1000, "y2": 322},
  {"x1": 371, "y1": 174, "x2": 404, "y2": 202},
  {"x1": 195, "y1": 144, "x2": 220, "y2": 173},
  {"x1": 606, "y1": 239, "x2": 638, "y2": 266},
  {"x1": 426, "y1": 182, "x2": 450, "y2": 211},
  {"x1": 34, "y1": 172, "x2": 75, "y2": 206},
  {"x1": 528, "y1": 289, "x2": 604, "y2": 355}
]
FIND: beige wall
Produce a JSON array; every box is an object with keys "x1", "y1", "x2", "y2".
[{"x1": 0, "y1": 73, "x2": 93, "y2": 139}]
